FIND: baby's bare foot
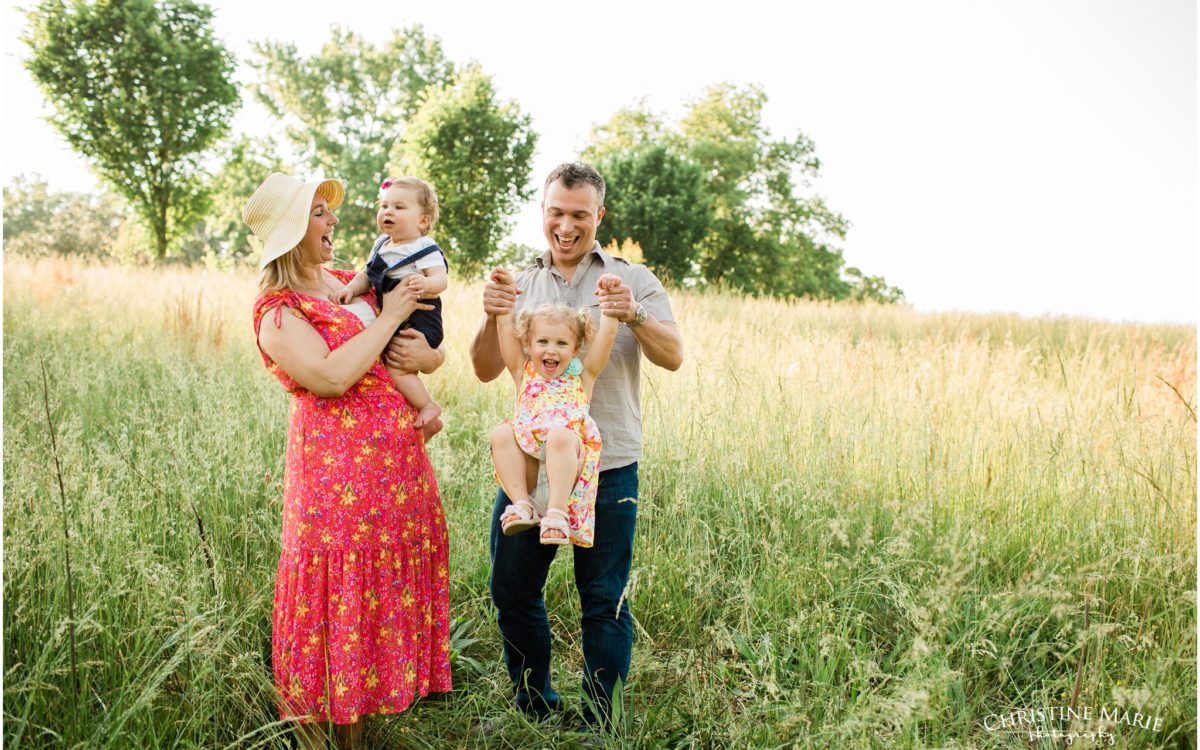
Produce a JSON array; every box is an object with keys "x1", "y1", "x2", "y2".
[
  {"x1": 421, "y1": 417, "x2": 444, "y2": 442},
  {"x1": 413, "y1": 402, "x2": 442, "y2": 430}
]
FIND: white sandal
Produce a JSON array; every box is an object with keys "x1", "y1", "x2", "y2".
[
  {"x1": 500, "y1": 497, "x2": 540, "y2": 536},
  {"x1": 539, "y1": 508, "x2": 571, "y2": 546}
]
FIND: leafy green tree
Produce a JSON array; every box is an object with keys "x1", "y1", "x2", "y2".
[
  {"x1": 584, "y1": 83, "x2": 902, "y2": 302},
  {"x1": 392, "y1": 65, "x2": 536, "y2": 278},
  {"x1": 23, "y1": 0, "x2": 239, "y2": 258},
  {"x1": 679, "y1": 83, "x2": 856, "y2": 297},
  {"x1": 251, "y1": 25, "x2": 455, "y2": 260},
  {"x1": 3, "y1": 174, "x2": 123, "y2": 257},
  {"x1": 582, "y1": 100, "x2": 666, "y2": 163},
  {"x1": 594, "y1": 145, "x2": 710, "y2": 284}
]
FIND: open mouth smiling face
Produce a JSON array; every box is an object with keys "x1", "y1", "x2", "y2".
[
  {"x1": 527, "y1": 319, "x2": 579, "y2": 379},
  {"x1": 303, "y1": 194, "x2": 338, "y2": 261},
  {"x1": 542, "y1": 180, "x2": 605, "y2": 265}
]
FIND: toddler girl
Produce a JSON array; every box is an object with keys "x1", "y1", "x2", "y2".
[
  {"x1": 489, "y1": 269, "x2": 621, "y2": 546},
  {"x1": 332, "y1": 176, "x2": 447, "y2": 429}
]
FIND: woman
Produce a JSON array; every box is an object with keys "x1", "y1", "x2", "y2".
[{"x1": 245, "y1": 173, "x2": 451, "y2": 749}]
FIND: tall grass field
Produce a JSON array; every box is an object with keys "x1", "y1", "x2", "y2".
[{"x1": 3, "y1": 256, "x2": 1195, "y2": 749}]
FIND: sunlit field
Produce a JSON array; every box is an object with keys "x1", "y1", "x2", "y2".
[{"x1": 4, "y1": 256, "x2": 1195, "y2": 749}]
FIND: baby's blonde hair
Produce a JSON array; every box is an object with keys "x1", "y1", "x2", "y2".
[
  {"x1": 380, "y1": 175, "x2": 439, "y2": 233},
  {"x1": 514, "y1": 304, "x2": 596, "y2": 351}
]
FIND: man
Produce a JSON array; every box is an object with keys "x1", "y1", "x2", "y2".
[{"x1": 470, "y1": 162, "x2": 683, "y2": 731}]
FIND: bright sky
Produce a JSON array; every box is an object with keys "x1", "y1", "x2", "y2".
[{"x1": 3, "y1": 0, "x2": 1196, "y2": 324}]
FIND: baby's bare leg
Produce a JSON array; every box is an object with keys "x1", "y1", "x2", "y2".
[
  {"x1": 390, "y1": 367, "x2": 441, "y2": 429},
  {"x1": 543, "y1": 427, "x2": 583, "y2": 541}
]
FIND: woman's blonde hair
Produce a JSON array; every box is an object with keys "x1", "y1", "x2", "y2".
[
  {"x1": 514, "y1": 304, "x2": 596, "y2": 351},
  {"x1": 258, "y1": 245, "x2": 306, "y2": 294}
]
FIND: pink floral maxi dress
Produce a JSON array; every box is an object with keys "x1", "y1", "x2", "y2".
[
  {"x1": 253, "y1": 269, "x2": 451, "y2": 724},
  {"x1": 505, "y1": 357, "x2": 602, "y2": 547}
]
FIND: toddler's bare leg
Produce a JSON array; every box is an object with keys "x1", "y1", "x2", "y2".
[
  {"x1": 543, "y1": 428, "x2": 583, "y2": 541},
  {"x1": 390, "y1": 367, "x2": 441, "y2": 429},
  {"x1": 490, "y1": 425, "x2": 539, "y2": 506}
]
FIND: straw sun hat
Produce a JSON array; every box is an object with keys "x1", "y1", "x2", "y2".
[{"x1": 242, "y1": 172, "x2": 346, "y2": 270}]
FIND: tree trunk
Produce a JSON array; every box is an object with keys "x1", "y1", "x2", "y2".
[{"x1": 153, "y1": 185, "x2": 170, "y2": 258}]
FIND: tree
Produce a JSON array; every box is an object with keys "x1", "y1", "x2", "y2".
[
  {"x1": 583, "y1": 83, "x2": 903, "y2": 302},
  {"x1": 392, "y1": 65, "x2": 537, "y2": 278},
  {"x1": 23, "y1": 0, "x2": 239, "y2": 258},
  {"x1": 594, "y1": 145, "x2": 710, "y2": 284},
  {"x1": 3, "y1": 174, "x2": 123, "y2": 257},
  {"x1": 200, "y1": 135, "x2": 286, "y2": 264},
  {"x1": 251, "y1": 25, "x2": 456, "y2": 260},
  {"x1": 582, "y1": 99, "x2": 665, "y2": 163},
  {"x1": 678, "y1": 83, "x2": 856, "y2": 297}
]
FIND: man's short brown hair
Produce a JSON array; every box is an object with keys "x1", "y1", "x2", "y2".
[{"x1": 543, "y1": 162, "x2": 606, "y2": 208}]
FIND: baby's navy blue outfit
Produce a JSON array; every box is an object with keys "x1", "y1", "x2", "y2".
[{"x1": 364, "y1": 235, "x2": 448, "y2": 349}]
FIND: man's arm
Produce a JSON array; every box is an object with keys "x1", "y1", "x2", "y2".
[
  {"x1": 629, "y1": 317, "x2": 683, "y2": 371},
  {"x1": 596, "y1": 279, "x2": 683, "y2": 371},
  {"x1": 469, "y1": 267, "x2": 522, "y2": 382}
]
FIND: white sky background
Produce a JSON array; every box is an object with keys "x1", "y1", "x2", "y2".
[{"x1": 3, "y1": 0, "x2": 1196, "y2": 324}]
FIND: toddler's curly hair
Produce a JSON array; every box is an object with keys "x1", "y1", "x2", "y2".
[{"x1": 514, "y1": 304, "x2": 596, "y2": 351}]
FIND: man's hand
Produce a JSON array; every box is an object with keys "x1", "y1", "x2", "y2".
[
  {"x1": 483, "y1": 267, "x2": 521, "y2": 317},
  {"x1": 384, "y1": 329, "x2": 443, "y2": 374},
  {"x1": 595, "y1": 276, "x2": 636, "y2": 322}
]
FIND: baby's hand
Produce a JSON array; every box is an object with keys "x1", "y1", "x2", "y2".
[
  {"x1": 490, "y1": 267, "x2": 515, "y2": 287},
  {"x1": 330, "y1": 286, "x2": 355, "y2": 304},
  {"x1": 596, "y1": 273, "x2": 622, "y2": 292},
  {"x1": 405, "y1": 275, "x2": 428, "y2": 296}
]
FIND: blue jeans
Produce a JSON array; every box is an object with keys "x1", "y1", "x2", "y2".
[{"x1": 489, "y1": 462, "x2": 638, "y2": 728}]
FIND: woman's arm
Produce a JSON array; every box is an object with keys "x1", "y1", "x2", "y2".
[
  {"x1": 383, "y1": 330, "x2": 445, "y2": 374},
  {"x1": 259, "y1": 285, "x2": 429, "y2": 397}
]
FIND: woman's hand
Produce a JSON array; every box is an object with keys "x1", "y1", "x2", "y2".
[
  {"x1": 384, "y1": 329, "x2": 444, "y2": 374},
  {"x1": 380, "y1": 282, "x2": 433, "y2": 324}
]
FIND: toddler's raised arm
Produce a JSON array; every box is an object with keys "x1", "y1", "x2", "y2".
[
  {"x1": 491, "y1": 267, "x2": 526, "y2": 382},
  {"x1": 583, "y1": 274, "x2": 622, "y2": 379}
]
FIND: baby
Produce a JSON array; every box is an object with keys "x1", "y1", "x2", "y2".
[{"x1": 332, "y1": 177, "x2": 447, "y2": 429}]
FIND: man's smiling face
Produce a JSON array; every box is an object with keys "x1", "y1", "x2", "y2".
[{"x1": 541, "y1": 179, "x2": 605, "y2": 270}]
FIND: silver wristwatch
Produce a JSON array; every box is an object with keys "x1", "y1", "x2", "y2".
[{"x1": 627, "y1": 304, "x2": 647, "y2": 328}]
